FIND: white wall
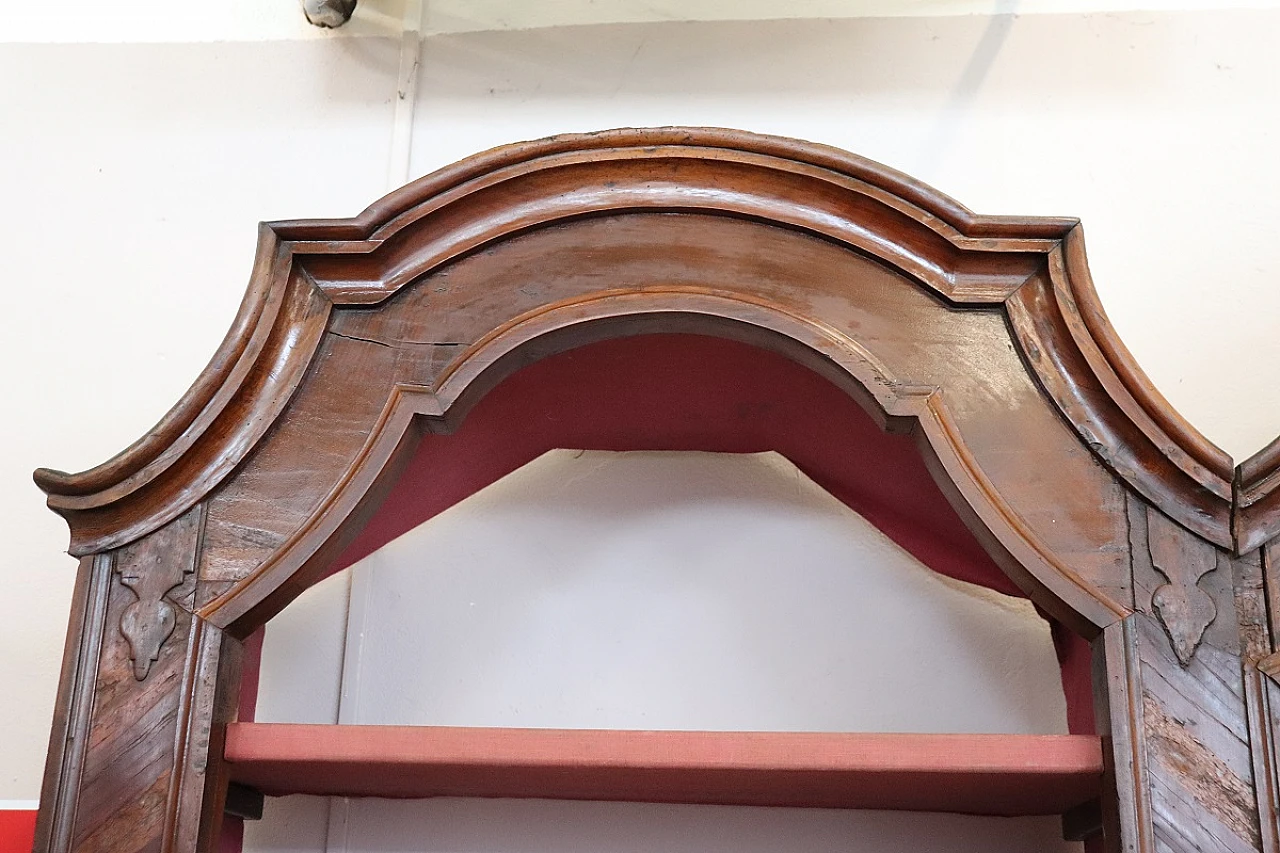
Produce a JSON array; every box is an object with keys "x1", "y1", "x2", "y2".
[
  {"x1": 11, "y1": 1, "x2": 1280, "y2": 40},
  {"x1": 4, "y1": 0, "x2": 1280, "y2": 842},
  {"x1": 255, "y1": 451, "x2": 1069, "y2": 734},
  {"x1": 249, "y1": 450, "x2": 1077, "y2": 853},
  {"x1": 0, "y1": 19, "x2": 401, "y2": 800}
]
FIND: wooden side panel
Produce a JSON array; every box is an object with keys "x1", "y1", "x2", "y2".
[
  {"x1": 1093, "y1": 617, "x2": 1151, "y2": 853},
  {"x1": 70, "y1": 513, "x2": 200, "y2": 853},
  {"x1": 1255, "y1": 670, "x2": 1280, "y2": 852},
  {"x1": 1137, "y1": 614, "x2": 1256, "y2": 852},
  {"x1": 1250, "y1": 541, "x2": 1280, "y2": 853},
  {"x1": 1127, "y1": 502, "x2": 1262, "y2": 853},
  {"x1": 31, "y1": 508, "x2": 238, "y2": 853},
  {"x1": 34, "y1": 556, "x2": 112, "y2": 853},
  {"x1": 1237, "y1": 544, "x2": 1279, "y2": 853},
  {"x1": 175, "y1": 623, "x2": 244, "y2": 853}
]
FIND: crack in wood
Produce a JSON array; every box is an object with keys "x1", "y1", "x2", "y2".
[
  {"x1": 329, "y1": 330, "x2": 392, "y2": 348},
  {"x1": 329, "y1": 330, "x2": 468, "y2": 348}
]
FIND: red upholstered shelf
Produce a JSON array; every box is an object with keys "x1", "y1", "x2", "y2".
[{"x1": 224, "y1": 724, "x2": 1103, "y2": 817}]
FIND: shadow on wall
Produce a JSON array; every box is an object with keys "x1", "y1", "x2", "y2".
[
  {"x1": 920, "y1": 0, "x2": 1019, "y2": 173},
  {"x1": 264, "y1": 796, "x2": 1081, "y2": 853},
  {"x1": 418, "y1": 13, "x2": 1178, "y2": 103}
]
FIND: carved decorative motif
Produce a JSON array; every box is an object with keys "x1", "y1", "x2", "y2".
[
  {"x1": 112, "y1": 509, "x2": 202, "y2": 680},
  {"x1": 116, "y1": 567, "x2": 182, "y2": 680},
  {"x1": 1145, "y1": 507, "x2": 1218, "y2": 666}
]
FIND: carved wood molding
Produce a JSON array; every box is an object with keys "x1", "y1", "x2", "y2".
[
  {"x1": 31, "y1": 128, "x2": 1280, "y2": 853},
  {"x1": 193, "y1": 314, "x2": 1127, "y2": 638},
  {"x1": 1237, "y1": 437, "x2": 1280, "y2": 553},
  {"x1": 1144, "y1": 507, "x2": 1220, "y2": 666},
  {"x1": 34, "y1": 128, "x2": 1243, "y2": 556},
  {"x1": 112, "y1": 507, "x2": 203, "y2": 680}
]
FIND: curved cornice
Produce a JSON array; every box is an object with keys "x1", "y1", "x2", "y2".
[
  {"x1": 1006, "y1": 230, "x2": 1235, "y2": 547},
  {"x1": 196, "y1": 295, "x2": 1125, "y2": 638},
  {"x1": 1237, "y1": 437, "x2": 1280, "y2": 553},
  {"x1": 34, "y1": 231, "x2": 333, "y2": 555},
  {"x1": 34, "y1": 127, "x2": 1247, "y2": 555}
]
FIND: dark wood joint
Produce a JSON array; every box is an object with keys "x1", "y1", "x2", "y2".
[
  {"x1": 223, "y1": 784, "x2": 264, "y2": 822},
  {"x1": 1063, "y1": 798, "x2": 1104, "y2": 842}
]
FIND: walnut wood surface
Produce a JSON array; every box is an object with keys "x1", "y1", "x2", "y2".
[
  {"x1": 36, "y1": 129, "x2": 1241, "y2": 556},
  {"x1": 31, "y1": 127, "x2": 1280, "y2": 853}
]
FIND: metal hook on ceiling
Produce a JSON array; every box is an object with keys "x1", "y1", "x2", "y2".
[{"x1": 301, "y1": 0, "x2": 357, "y2": 28}]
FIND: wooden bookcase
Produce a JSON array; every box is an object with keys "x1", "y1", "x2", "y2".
[{"x1": 31, "y1": 128, "x2": 1280, "y2": 853}]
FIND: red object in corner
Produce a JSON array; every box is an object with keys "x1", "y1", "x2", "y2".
[{"x1": 0, "y1": 809, "x2": 36, "y2": 853}]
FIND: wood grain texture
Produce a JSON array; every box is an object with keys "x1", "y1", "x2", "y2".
[
  {"x1": 114, "y1": 508, "x2": 202, "y2": 680},
  {"x1": 36, "y1": 128, "x2": 1233, "y2": 557},
  {"x1": 31, "y1": 128, "x2": 1278, "y2": 853},
  {"x1": 1092, "y1": 617, "x2": 1153, "y2": 853},
  {"x1": 68, "y1": 555, "x2": 190, "y2": 852},
  {"x1": 1137, "y1": 607, "x2": 1258, "y2": 853},
  {"x1": 194, "y1": 213, "x2": 1132, "y2": 638},
  {"x1": 35, "y1": 263, "x2": 329, "y2": 558},
  {"x1": 1251, "y1": 662, "x2": 1280, "y2": 852},
  {"x1": 33, "y1": 556, "x2": 112, "y2": 853},
  {"x1": 31, "y1": 510, "x2": 245, "y2": 853},
  {"x1": 1125, "y1": 506, "x2": 1266, "y2": 852},
  {"x1": 1236, "y1": 437, "x2": 1280, "y2": 553},
  {"x1": 1249, "y1": 543, "x2": 1280, "y2": 852}
]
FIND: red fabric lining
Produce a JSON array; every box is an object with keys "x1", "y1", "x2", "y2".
[
  {"x1": 219, "y1": 332, "x2": 1101, "y2": 853},
  {"x1": 236, "y1": 629, "x2": 264, "y2": 724},
  {"x1": 225, "y1": 724, "x2": 1104, "y2": 816},
  {"x1": 333, "y1": 334, "x2": 1018, "y2": 595},
  {"x1": 218, "y1": 817, "x2": 242, "y2": 853},
  {"x1": 240, "y1": 331, "x2": 1094, "y2": 744}
]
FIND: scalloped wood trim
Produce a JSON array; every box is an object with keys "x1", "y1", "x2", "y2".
[{"x1": 33, "y1": 127, "x2": 1249, "y2": 556}]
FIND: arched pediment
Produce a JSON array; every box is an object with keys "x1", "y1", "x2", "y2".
[
  {"x1": 31, "y1": 127, "x2": 1280, "y2": 853},
  {"x1": 35, "y1": 128, "x2": 1256, "y2": 572}
]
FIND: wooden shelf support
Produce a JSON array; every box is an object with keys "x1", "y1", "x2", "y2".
[{"x1": 225, "y1": 724, "x2": 1103, "y2": 817}]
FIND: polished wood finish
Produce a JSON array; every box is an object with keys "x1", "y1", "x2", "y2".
[
  {"x1": 31, "y1": 127, "x2": 1280, "y2": 853},
  {"x1": 224, "y1": 724, "x2": 1104, "y2": 816}
]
